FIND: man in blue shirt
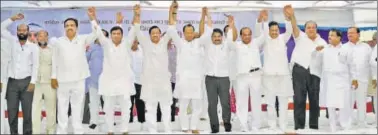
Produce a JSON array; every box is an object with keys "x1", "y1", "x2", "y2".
[{"x1": 83, "y1": 29, "x2": 108, "y2": 129}]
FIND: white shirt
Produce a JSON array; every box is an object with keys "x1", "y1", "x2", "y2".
[
  {"x1": 204, "y1": 26, "x2": 235, "y2": 77},
  {"x1": 95, "y1": 23, "x2": 135, "y2": 96},
  {"x1": 320, "y1": 44, "x2": 356, "y2": 75},
  {"x1": 50, "y1": 20, "x2": 97, "y2": 83},
  {"x1": 131, "y1": 45, "x2": 143, "y2": 84},
  {"x1": 345, "y1": 41, "x2": 372, "y2": 82},
  {"x1": 166, "y1": 25, "x2": 208, "y2": 78},
  {"x1": 1, "y1": 38, "x2": 11, "y2": 83},
  {"x1": 230, "y1": 21, "x2": 265, "y2": 75},
  {"x1": 291, "y1": 31, "x2": 327, "y2": 77},
  {"x1": 134, "y1": 23, "x2": 173, "y2": 101},
  {"x1": 370, "y1": 45, "x2": 377, "y2": 80},
  {"x1": 1, "y1": 18, "x2": 40, "y2": 84},
  {"x1": 258, "y1": 21, "x2": 293, "y2": 75},
  {"x1": 37, "y1": 45, "x2": 53, "y2": 83}
]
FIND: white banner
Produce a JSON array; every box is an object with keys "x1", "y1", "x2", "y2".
[{"x1": 1, "y1": 9, "x2": 270, "y2": 39}]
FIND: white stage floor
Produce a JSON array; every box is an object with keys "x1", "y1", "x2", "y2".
[{"x1": 1, "y1": 110, "x2": 377, "y2": 134}]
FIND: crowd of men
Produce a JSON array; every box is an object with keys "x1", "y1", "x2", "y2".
[{"x1": 0, "y1": 1, "x2": 377, "y2": 134}]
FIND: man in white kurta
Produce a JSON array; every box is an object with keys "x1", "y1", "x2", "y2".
[
  {"x1": 318, "y1": 29, "x2": 357, "y2": 132},
  {"x1": 257, "y1": 7, "x2": 295, "y2": 132},
  {"x1": 32, "y1": 30, "x2": 57, "y2": 134},
  {"x1": 50, "y1": 9, "x2": 97, "y2": 134},
  {"x1": 90, "y1": 9, "x2": 136, "y2": 134},
  {"x1": 166, "y1": 5, "x2": 209, "y2": 133},
  {"x1": 369, "y1": 32, "x2": 377, "y2": 127},
  {"x1": 132, "y1": 4, "x2": 173, "y2": 133},
  {"x1": 0, "y1": 38, "x2": 11, "y2": 134},
  {"x1": 344, "y1": 27, "x2": 372, "y2": 128}
]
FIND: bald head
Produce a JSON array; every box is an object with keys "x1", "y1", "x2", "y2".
[{"x1": 16, "y1": 24, "x2": 29, "y2": 41}]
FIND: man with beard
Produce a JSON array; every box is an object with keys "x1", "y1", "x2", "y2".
[
  {"x1": 50, "y1": 8, "x2": 98, "y2": 134},
  {"x1": 1, "y1": 13, "x2": 40, "y2": 135},
  {"x1": 31, "y1": 30, "x2": 56, "y2": 134}
]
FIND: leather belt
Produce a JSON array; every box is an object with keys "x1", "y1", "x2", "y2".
[{"x1": 249, "y1": 68, "x2": 260, "y2": 73}]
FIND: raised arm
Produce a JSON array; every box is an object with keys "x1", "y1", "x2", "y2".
[
  {"x1": 1, "y1": 13, "x2": 24, "y2": 41},
  {"x1": 230, "y1": 17, "x2": 237, "y2": 42},
  {"x1": 285, "y1": 5, "x2": 301, "y2": 39},
  {"x1": 282, "y1": 5, "x2": 294, "y2": 43},
  {"x1": 166, "y1": 1, "x2": 183, "y2": 47},
  {"x1": 225, "y1": 15, "x2": 237, "y2": 50},
  {"x1": 85, "y1": 7, "x2": 99, "y2": 45},
  {"x1": 253, "y1": 10, "x2": 268, "y2": 49},
  {"x1": 115, "y1": 11, "x2": 136, "y2": 46},
  {"x1": 133, "y1": 4, "x2": 149, "y2": 48},
  {"x1": 199, "y1": 7, "x2": 207, "y2": 37},
  {"x1": 198, "y1": 7, "x2": 213, "y2": 47}
]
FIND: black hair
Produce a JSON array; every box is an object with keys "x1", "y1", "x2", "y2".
[
  {"x1": 348, "y1": 27, "x2": 360, "y2": 34},
  {"x1": 110, "y1": 26, "x2": 123, "y2": 35},
  {"x1": 183, "y1": 23, "x2": 195, "y2": 32},
  {"x1": 149, "y1": 25, "x2": 161, "y2": 34},
  {"x1": 239, "y1": 27, "x2": 251, "y2": 36},
  {"x1": 268, "y1": 21, "x2": 279, "y2": 28},
  {"x1": 223, "y1": 25, "x2": 229, "y2": 33},
  {"x1": 212, "y1": 28, "x2": 223, "y2": 37},
  {"x1": 101, "y1": 29, "x2": 109, "y2": 37},
  {"x1": 330, "y1": 28, "x2": 342, "y2": 38},
  {"x1": 64, "y1": 18, "x2": 79, "y2": 28}
]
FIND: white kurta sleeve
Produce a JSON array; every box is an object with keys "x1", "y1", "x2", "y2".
[
  {"x1": 167, "y1": 25, "x2": 183, "y2": 48},
  {"x1": 30, "y1": 45, "x2": 40, "y2": 84},
  {"x1": 370, "y1": 45, "x2": 377, "y2": 80},
  {"x1": 134, "y1": 24, "x2": 149, "y2": 49},
  {"x1": 1, "y1": 18, "x2": 17, "y2": 42}
]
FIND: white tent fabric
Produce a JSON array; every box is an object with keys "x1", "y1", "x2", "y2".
[{"x1": 1, "y1": 1, "x2": 376, "y2": 27}]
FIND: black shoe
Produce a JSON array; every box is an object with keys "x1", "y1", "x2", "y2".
[
  {"x1": 295, "y1": 127, "x2": 304, "y2": 130},
  {"x1": 224, "y1": 122, "x2": 232, "y2": 132},
  {"x1": 211, "y1": 125, "x2": 219, "y2": 133},
  {"x1": 309, "y1": 125, "x2": 318, "y2": 130},
  {"x1": 211, "y1": 130, "x2": 219, "y2": 133},
  {"x1": 114, "y1": 122, "x2": 116, "y2": 125},
  {"x1": 89, "y1": 124, "x2": 97, "y2": 129}
]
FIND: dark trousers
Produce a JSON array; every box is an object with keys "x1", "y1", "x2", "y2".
[
  {"x1": 6, "y1": 77, "x2": 33, "y2": 135},
  {"x1": 292, "y1": 63, "x2": 320, "y2": 130},
  {"x1": 157, "y1": 82, "x2": 177, "y2": 122},
  {"x1": 82, "y1": 93, "x2": 90, "y2": 124},
  {"x1": 129, "y1": 83, "x2": 145, "y2": 123},
  {"x1": 275, "y1": 96, "x2": 279, "y2": 117},
  {"x1": 205, "y1": 76, "x2": 231, "y2": 131}
]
